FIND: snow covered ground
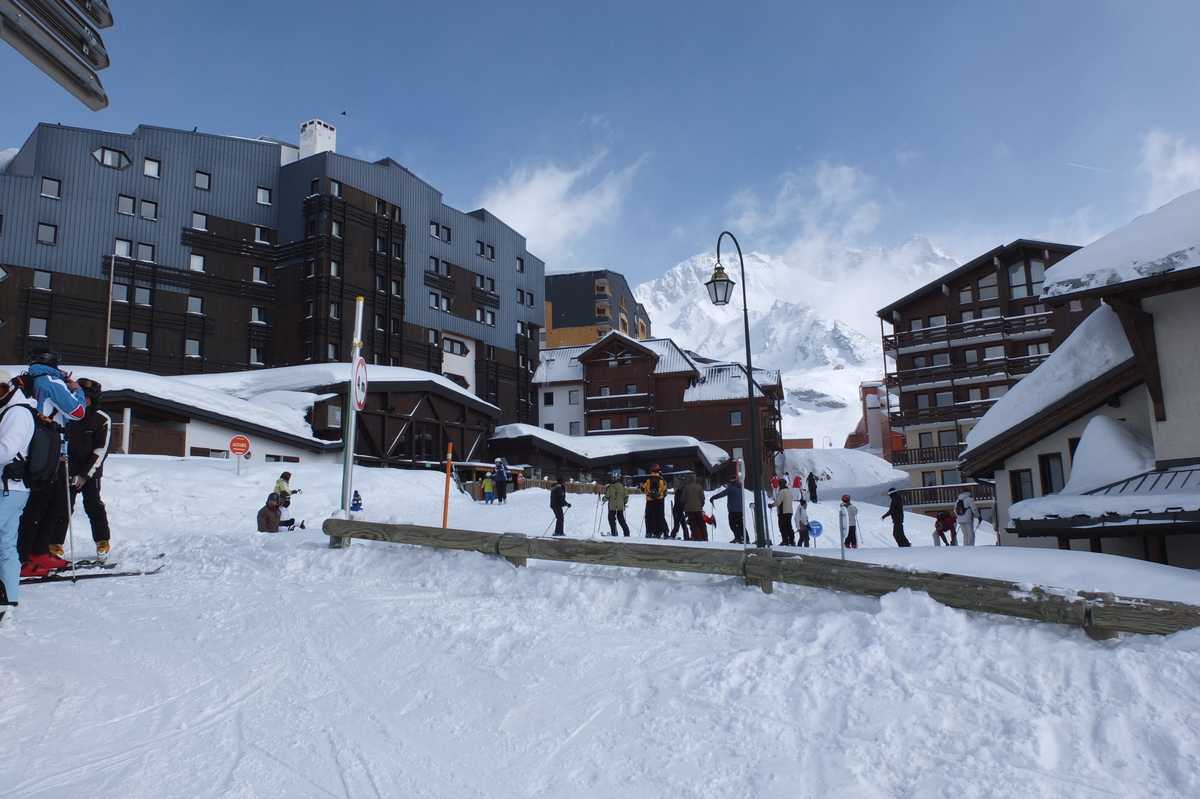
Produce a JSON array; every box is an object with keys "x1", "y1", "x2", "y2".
[{"x1": 4, "y1": 455, "x2": 1200, "y2": 797}]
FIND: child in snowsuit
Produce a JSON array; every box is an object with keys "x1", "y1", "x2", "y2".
[
  {"x1": 482, "y1": 473, "x2": 495, "y2": 504},
  {"x1": 274, "y1": 472, "x2": 305, "y2": 530},
  {"x1": 840, "y1": 494, "x2": 859, "y2": 548}
]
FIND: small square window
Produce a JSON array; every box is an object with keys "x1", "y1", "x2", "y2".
[
  {"x1": 37, "y1": 223, "x2": 57, "y2": 245},
  {"x1": 330, "y1": 180, "x2": 341, "y2": 197},
  {"x1": 429, "y1": 292, "x2": 439, "y2": 309},
  {"x1": 131, "y1": 331, "x2": 149, "y2": 350},
  {"x1": 109, "y1": 328, "x2": 125, "y2": 347},
  {"x1": 256, "y1": 187, "x2": 272, "y2": 205},
  {"x1": 375, "y1": 275, "x2": 386, "y2": 292},
  {"x1": 112, "y1": 284, "x2": 128, "y2": 303},
  {"x1": 114, "y1": 238, "x2": 132, "y2": 258},
  {"x1": 192, "y1": 212, "x2": 207, "y2": 230},
  {"x1": 391, "y1": 279, "x2": 402, "y2": 296},
  {"x1": 485, "y1": 309, "x2": 495, "y2": 326},
  {"x1": 730, "y1": 410, "x2": 742, "y2": 426},
  {"x1": 189, "y1": 254, "x2": 205, "y2": 272},
  {"x1": 428, "y1": 330, "x2": 438, "y2": 345},
  {"x1": 330, "y1": 260, "x2": 341, "y2": 278},
  {"x1": 569, "y1": 422, "x2": 580, "y2": 436},
  {"x1": 195, "y1": 171, "x2": 211, "y2": 190},
  {"x1": 476, "y1": 240, "x2": 486, "y2": 257},
  {"x1": 134, "y1": 287, "x2": 151, "y2": 305},
  {"x1": 329, "y1": 302, "x2": 340, "y2": 320},
  {"x1": 569, "y1": 390, "x2": 580, "y2": 405},
  {"x1": 137, "y1": 242, "x2": 155, "y2": 262},
  {"x1": 332, "y1": 221, "x2": 342, "y2": 238},
  {"x1": 252, "y1": 266, "x2": 266, "y2": 283},
  {"x1": 185, "y1": 339, "x2": 201, "y2": 357},
  {"x1": 143, "y1": 158, "x2": 161, "y2": 178},
  {"x1": 32, "y1": 271, "x2": 51, "y2": 290},
  {"x1": 255, "y1": 227, "x2": 269, "y2": 244},
  {"x1": 250, "y1": 347, "x2": 264, "y2": 365},
  {"x1": 28, "y1": 317, "x2": 48, "y2": 337},
  {"x1": 430, "y1": 221, "x2": 440, "y2": 238},
  {"x1": 516, "y1": 257, "x2": 525, "y2": 273},
  {"x1": 252, "y1": 306, "x2": 265, "y2": 323},
  {"x1": 376, "y1": 199, "x2": 386, "y2": 215},
  {"x1": 140, "y1": 200, "x2": 157, "y2": 221},
  {"x1": 374, "y1": 314, "x2": 384, "y2": 331},
  {"x1": 376, "y1": 236, "x2": 385, "y2": 252},
  {"x1": 117, "y1": 195, "x2": 135, "y2": 215},
  {"x1": 327, "y1": 343, "x2": 340, "y2": 360},
  {"x1": 187, "y1": 296, "x2": 203, "y2": 314}
]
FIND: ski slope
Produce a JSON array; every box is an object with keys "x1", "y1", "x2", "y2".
[{"x1": 3, "y1": 456, "x2": 1200, "y2": 798}]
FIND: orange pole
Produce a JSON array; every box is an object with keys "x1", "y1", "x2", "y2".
[{"x1": 442, "y1": 442, "x2": 454, "y2": 529}]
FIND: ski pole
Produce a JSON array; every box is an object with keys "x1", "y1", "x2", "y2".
[{"x1": 63, "y1": 465, "x2": 76, "y2": 580}]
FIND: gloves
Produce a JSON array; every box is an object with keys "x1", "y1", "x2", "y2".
[
  {"x1": 71, "y1": 476, "x2": 86, "y2": 489},
  {"x1": 567, "y1": 503, "x2": 572, "y2": 508},
  {"x1": 291, "y1": 488, "x2": 302, "y2": 494}
]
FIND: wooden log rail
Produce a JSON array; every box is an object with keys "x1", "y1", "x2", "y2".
[{"x1": 322, "y1": 519, "x2": 1200, "y2": 639}]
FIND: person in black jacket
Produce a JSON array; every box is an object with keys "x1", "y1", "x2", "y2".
[
  {"x1": 550, "y1": 476, "x2": 571, "y2": 536},
  {"x1": 51, "y1": 378, "x2": 113, "y2": 561},
  {"x1": 711, "y1": 477, "x2": 745, "y2": 544},
  {"x1": 880, "y1": 487, "x2": 911, "y2": 547}
]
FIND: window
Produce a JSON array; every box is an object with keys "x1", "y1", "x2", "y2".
[
  {"x1": 909, "y1": 319, "x2": 924, "y2": 331},
  {"x1": 978, "y1": 271, "x2": 998, "y2": 301},
  {"x1": 185, "y1": 339, "x2": 201, "y2": 357},
  {"x1": 305, "y1": 300, "x2": 314, "y2": 319},
  {"x1": 1025, "y1": 303, "x2": 1046, "y2": 315},
  {"x1": 92, "y1": 147, "x2": 129, "y2": 169},
  {"x1": 429, "y1": 292, "x2": 440, "y2": 309},
  {"x1": 987, "y1": 385, "x2": 1008, "y2": 399},
  {"x1": 961, "y1": 309, "x2": 975, "y2": 322},
  {"x1": 983, "y1": 345, "x2": 1005, "y2": 360},
  {"x1": 963, "y1": 349, "x2": 978, "y2": 363},
  {"x1": 327, "y1": 343, "x2": 340, "y2": 360},
  {"x1": 626, "y1": 383, "x2": 637, "y2": 393},
  {"x1": 330, "y1": 260, "x2": 341, "y2": 278},
  {"x1": 375, "y1": 236, "x2": 385, "y2": 252},
  {"x1": 627, "y1": 416, "x2": 639, "y2": 428},
  {"x1": 256, "y1": 187, "x2": 272, "y2": 205},
  {"x1": 941, "y1": 469, "x2": 961, "y2": 485},
  {"x1": 569, "y1": 390, "x2": 580, "y2": 405},
  {"x1": 120, "y1": 194, "x2": 137, "y2": 215},
  {"x1": 1069, "y1": 299, "x2": 1083, "y2": 312},
  {"x1": 544, "y1": 423, "x2": 554, "y2": 432},
  {"x1": 391, "y1": 317, "x2": 401, "y2": 334},
  {"x1": 1008, "y1": 261, "x2": 1029, "y2": 299},
  {"x1": 543, "y1": 392, "x2": 555, "y2": 406},
  {"x1": 968, "y1": 387, "x2": 982, "y2": 401},
  {"x1": 28, "y1": 317, "x2": 47, "y2": 337},
  {"x1": 475, "y1": 274, "x2": 495, "y2": 292},
  {"x1": 392, "y1": 242, "x2": 403, "y2": 259},
  {"x1": 131, "y1": 331, "x2": 149, "y2": 349},
  {"x1": 114, "y1": 238, "x2": 132, "y2": 258},
  {"x1": 252, "y1": 306, "x2": 266, "y2": 323},
  {"x1": 137, "y1": 242, "x2": 154, "y2": 262},
  {"x1": 250, "y1": 347, "x2": 264, "y2": 365},
  {"x1": 331, "y1": 221, "x2": 342, "y2": 238},
  {"x1": 569, "y1": 422, "x2": 581, "y2": 436},
  {"x1": 516, "y1": 257, "x2": 525, "y2": 273},
  {"x1": 485, "y1": 309, "x2": 495, "y2": 326},
  {"x1": 517, "y1": 289, "x2": 525, "y2": 304},
  {"x1": 938, "y1": 429, "x2": 959, "y2": 446},
  {"x1": 327, "y1": 302, "x2": 340, "y2": 320},
  {"x1": 598, "y1": 386, "x2": 611, "y2": 396},
  {"x1": 935, "y1": 391, "x2": 953, "y2": 407},
  {"x1": 192, "y1": 212, "x2": 207, "y2": 230},
  {"x1": 912, "y1": 355, "x2": 927, "y2": 368},
  {"x1": 252, "y1": 266, "x2": 266, "y2": 283},
  {"x1": 32, "y1": 271, "x2": 51, "y2": 290},
  {"x1": 928, "y1": 314, "x2": 947, "y2": 327},
  {"x1": 140, "y1": 200, "x2": 157, "y2": 220},
  {"x1": 918, "y1": 432, "x2": 934, "y2": 448},
  {"x1": 731, "y1": 410, "x2": 742, "y2": 426},
  {"x1": 134, "y1": 287, "x2": 151, "y2": 305},
  {"x1": 428, "y1": 330, "x2": 438, "y2": 345},
  {"x1": 931, "y1": 352, "x2": 950, "y2": 367},
  {"x1": 195, "y1": 171, "x2": 211, "y2": 190},
  {"x1": 391, "y1": 279, "x2": 401, "y2": 296},
  {"x1": 112, "y1": 284, "x2": 128, "y2": 303},
  {"x1": 255, "y1": 227, "x2": 269, "y2": 244},
  {"x1": 1039, "y1": 453, "x2": 1065, "y2": 495},
  {"x1": 922, "y1": 471, "x2": 937, "y2": 487},
  {"x1": 443, "y1": 338, "x2": 469, "y2": 356},
  {"x1": 1010, "y1": 469, "x2": 1035, "y2": 502},
  {"x1": 476, "y1": 240, "x2": 486, "y2": 257},
  {"x1": 143, "y1": 158, "x2": 161, "y2": 178},
  {"x1": 916, "y1": 394, "x2": 930, "y2": 409},
  {"x1": 330, "y1": 180, "x2": 341, "y2": 197},
  {"x1": 190, "y1": 254, "x2": 205, "y2": 272},
  {"x1": 980, "y1": 306, "x2": 1001, "y2": 318},
  {"x1": 600, "y1": 418, "x2": 612, "y2": 430},
  {"x1": 374, "y1": 313, "x2": 384, "y2": 331},
  {"x1": 109, "y1": 328, "x2": 125, "y2": 347},
  {"x1": 958, "y1": 287, "x2": 972, "y2": 304},
  {"x1": 37, "y1": 223, "x2": 57, "y2": 245},
  {"x1": 376, "y1": 199, "x2": 386, "y2": 215},
  {"x1": 732, "y1": 447, "x2": 744, "y2": 462},
  {"x1": 1027, "y1": 342, "x2": 1049, "y2": 356},
  {"x1": 187, "y1": 296, "x2": 203, "y2": 315},
  {"x1": 517, "y1": 321, "x2": 526, "y2": 335},
  {"x1": 429, "y1": 222, "x2": 450, "y2": 242}
]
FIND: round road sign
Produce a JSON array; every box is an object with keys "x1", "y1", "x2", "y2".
[
  {"x1": 352, "y1": 357, "x2": 368, "y2": 411},
  {"x1": 808, "y1": 520, "x2": 823, "y2": 538},
  {"x1": 229, "y1": 435, "x2": 251, "y2": 456}
]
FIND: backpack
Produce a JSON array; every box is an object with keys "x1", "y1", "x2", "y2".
[
  {"x1": 0, "y1": 403, "x2": 62, "y2": 493},
  {"x1": 647, "y1": 475, "x2": 664, "y2": 500},
  {"x1": 955, "y1": 497, "x2": 967, "y2": 517}
]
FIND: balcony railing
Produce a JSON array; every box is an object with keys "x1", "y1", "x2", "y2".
[
  {"x1": 898, "y1": 482, "x2": 994, "y2": 508},
  {"x1": 890, "y1": 399, "x2": 996, "y2": 427},
  {"x1": 891, "y1": 444, "x2": 966, "y2": 467},
  {"x1": 885, "y1": 353, "x2": 1049, "y2": 388},
  {"x1": 883, "y1": 312, "x2": 1053, "y2": 352},
  {"x1": 585, "y1": 394, "x2": 650, "y2": 413}
]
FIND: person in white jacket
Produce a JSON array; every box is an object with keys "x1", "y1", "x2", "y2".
[
  {"x1": 840, "y1": 494, "x2": 859, "y2": 549},
  {"x1": 0, "y1": 370, "x2": 37, "y2": 624},
  {"x1": 955, "y1": 491, "x2": 981, "y2": 546}
]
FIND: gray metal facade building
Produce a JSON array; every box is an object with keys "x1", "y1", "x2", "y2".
[{"x1": 0, "y1": 122, "x2": 545, "y2": 425}]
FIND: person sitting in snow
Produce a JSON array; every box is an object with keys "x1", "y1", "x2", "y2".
[
  {"x1": 257, "y1": 493, "x2": 282, "y2": 533},
  {"x1": 481, "y1": 473, "x2": 495, "y2": 504},
  {"x1": 274, "y1": 472, "x2": 305, "y2": 530}
]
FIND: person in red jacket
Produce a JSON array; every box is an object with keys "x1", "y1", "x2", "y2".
[{"x1": 934, "y1": 510, "x2": 957, "y2": 546}]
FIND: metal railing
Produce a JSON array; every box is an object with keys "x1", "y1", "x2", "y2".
[
  {"x1": 891, "y1": 444, "x2": 966, "y2": 467},
  {"x1": 883, "y1": 312, "x2": 1053, "y2": 352},
  {"x1": 898, "y1": 483, "x2": 994, "y2": 507}
]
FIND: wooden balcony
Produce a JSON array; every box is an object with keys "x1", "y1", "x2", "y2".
[
  {"x1": 585, "y1": 394, "x2": 650, "y2": 413},
  {"x1": 891, "y1": 444, "x2": 966, "y2": 467},
  {"x1": 890, "y1": 399, "x2": 996, "y2": 428},
  {"x1": 885, "y1": 353, "x2": 1048, "y2": 388},
  {"x1": 898, "y1": 483, "x2": 994, "y2": 508},
  {"x1": 883, "y1": 312, "x2": 1053, "y2": 352}
]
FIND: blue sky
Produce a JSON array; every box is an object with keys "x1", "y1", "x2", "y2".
[{"x1": 4, "y1": 0, "x2": 1200, "y2": 284}]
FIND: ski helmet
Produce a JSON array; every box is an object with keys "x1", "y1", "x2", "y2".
[
  {"x1": 28, "y1": 344, "x2": 62, "y2": 368},
  {"x1": 651, "y1": 464, "x2": 660, "y2": 472},
  {"x1": 841, "y1": 494, "x2": 851, "y2": 502}
]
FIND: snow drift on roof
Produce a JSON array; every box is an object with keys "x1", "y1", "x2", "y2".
[
  {"x1": 961, "y1": 305, "x2": 1134, "y2": 457},
  {"x1": 492, "y1": 423, "x2": 729, "y2": 470},
  {"x1": 1060, "y1": 417, "x2": 1156, "y2": 496},
  {"x1": 1042, "y1": 189, "x2": 1200, "y2": 298}
]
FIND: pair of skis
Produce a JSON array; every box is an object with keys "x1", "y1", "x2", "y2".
[{"x1": 20, "y1": 555, "x2": 165, "y2": 585}]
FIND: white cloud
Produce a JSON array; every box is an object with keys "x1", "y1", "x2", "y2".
[
  {"x1": 478, "y1": 152, "x2": 641, "y2": 268},
  {"x1": 1139, "y1": 129, "x2": 1200, "y2": 211}
]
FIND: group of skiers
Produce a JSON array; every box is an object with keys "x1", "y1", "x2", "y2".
[
  {"x1": 479, "y1": 459, "x2": 513, "y2": 504},
  {"x1": 1, "y1": 345, "x2": 113, "y2": 624}
]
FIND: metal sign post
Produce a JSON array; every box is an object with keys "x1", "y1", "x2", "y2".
[{"x1": 332, "y1": 297, "x2": 366, "y2": 549}]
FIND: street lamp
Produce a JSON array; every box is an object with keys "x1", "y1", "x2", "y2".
[{"x1": 704, "y1": 231, "x2": 769, "y2": 549}]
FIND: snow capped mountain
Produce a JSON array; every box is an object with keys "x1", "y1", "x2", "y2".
[{"x1": 634, "y1": 235, "x2": 958, "y2": 446}]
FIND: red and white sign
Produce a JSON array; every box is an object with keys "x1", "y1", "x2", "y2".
[
  {"x1": 229, "y1": 435, "x2": 251, "y2": 456},
  {"x1": 352, "y1": 357, "x2": 368, "y2": 411}
]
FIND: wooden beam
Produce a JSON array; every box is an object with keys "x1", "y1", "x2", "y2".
[{"x1": 1106, "y1": 297, "x2": 1166, "y2": 421}]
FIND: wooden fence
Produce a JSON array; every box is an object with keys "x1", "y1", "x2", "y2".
[{"x1": 322, "y1": 519, "x2": 1200, "y2": 639}]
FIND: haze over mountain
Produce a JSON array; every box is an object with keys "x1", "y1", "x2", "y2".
[{"x1": 634, "y1": 236, "x2": 959, "y2": 446}]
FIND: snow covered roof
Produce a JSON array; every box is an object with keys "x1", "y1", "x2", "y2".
[
  {"x1": 1042, "y1": 189, "x2": 1200, "y2": 299},
  {"x1": 683, "y1": 362, "x2": 780, "y2": 402},
  {"x1": 535, "y1": 333, "x2": 700, "y2": 385},
  {"x1": 491, "y1": 423, "x2": 730, "y2": 471},
  {"x1": 961, "y1": 305, "x2": 1135, "y2": 460},
  {"x1": 534, "y1": 346, "x2": 588, "y2": 384}
]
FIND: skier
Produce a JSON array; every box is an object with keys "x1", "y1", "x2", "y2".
[
  {"x1": 257, "y1": 493, "x2": 283, "y2": 533},
  {"x1": 680, "y1": 474, "x2": 707, "y2": 542},
  {"x1": 880, "y1": 487, "x2": 912, "y2": 547},
  {"x1": 711, "y1": 476, "x2": 745, "y2": 544},
  {"x1": 933, "y1": 510, "x2": 957, "y2": 546},
  {"x1": 550, "y1": 476, "x2": 571, "y2": 536},
  {"x1": 769, "y1": 481, "x2": 795, "y2": 546},
  {"x1": 807, "y1": 471, "x2": 819, "y2": 504},
  {"x1": 50, "y1": 378, "x2": 113, "y2": 562},
  {"x1": 493, "y1": 459, "x2": 512, "y2": 504},
  {"x1": 603, "y1": 477, "x2": 630, "y2": 537},
  {"x1": 640, "y1": 466, "x2": 668, "y2": 539},
  {"x1": 795, "y1": 498, "x2": 811, "y2": 547},
  {"x1": 955, "y1": 490, "x2": 980, "y2": 546},
  {"x1": 840, "y1": 494, "x2": 859, "y2": 549},
  {"x1": 17, "y1": 344, "x2": 84, "y2": 576},
  {"x1": 274, "y1": 471, "x2": 305, "y2": 530},
  {"x1": 791, "y1": 473, "x2": 805, "y2": 502},
  {"x1": 481, "y1": 472, "x2": 495, "y2": 504},
  {"x1": 0, "y1": 370, "x2": 37, "y2": 620}
]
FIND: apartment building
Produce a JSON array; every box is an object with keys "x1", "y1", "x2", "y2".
[{"x1": 543, "y1": 270, "x2": 650, "y2": 348}]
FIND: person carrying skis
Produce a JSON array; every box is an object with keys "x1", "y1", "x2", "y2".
[
  {"x1": 481, "y1": 473, "x2": 495, "y2": 504},
  {"x1": 640, "y1": 466, "x2": 668, "y2": 539},
  {"x1": 840, "y1": 494, "x2": 859, "y2": 548},
  {"x1": 955, "y1": 490, "x2": 980, "y2": 546},
  {"x1": 0, "y1": 370, "x2": 37, "y2": 620},
  {"x1": 550, "y1": 476, "x2": 571, "y2": 536},
  {"x1": 880, "y1": 487, "x2": 912, "y2": 547},
  {"x1": 603, "y1": 477, "x2": 630, "y2": 537},
  {"x1": 807, "y1": 471, "x2": 819, "y2": 504},
  {"x1": 274, "y1": 471, "x2": 304, "y2": 530},
  {"x1": 795, "y1": 498, "x2": 811, "y2": 547},
  {"x1": 257, "y1": 493, "x2": 283, "y2": 533},
  {"x1": 50, "y1": 378, "x2": 113, "y2": 562},
  {"x1": 933, "y1": 509, "x2": 957, "y2": 546},
  {"x1": 680, "y1": 474, "x2": 707, "y2": 542},
  {"x1": 493, "y1": 459, "x2": 512, "y2": 504},
  {"x1": 17, "y1": 344, "x2": 85, "y2": 576},
  {"x1": 769, "y1": 481, "x2": 795, "y2": 546},
  {"x1": 711, "y1": 476, "x2": 745, "y2": 544}
]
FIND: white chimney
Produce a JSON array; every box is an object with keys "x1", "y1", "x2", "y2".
[{"x1": 299, "y1": 119, "x2": 336, "y2": 158}]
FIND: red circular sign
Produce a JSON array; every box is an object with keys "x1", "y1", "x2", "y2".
[
  {"x1": 229, "y1": 435, "x2": 251, "y2": 456},
  {"x1": 352, "y1": 357, "x2": 368, "y2": 412}
]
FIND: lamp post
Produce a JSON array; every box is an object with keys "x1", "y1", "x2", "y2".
[{"x1": 704, "y1": 231, "x2": 768, "y2": 549}]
